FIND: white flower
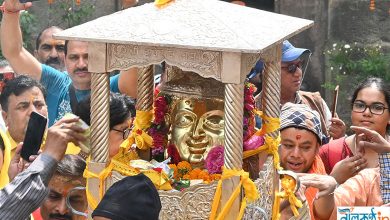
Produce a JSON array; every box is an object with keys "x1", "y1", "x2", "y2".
[
  {"x1": 330, "y1": 67, "x2": 334, "y2": 70},
  {"x1": 344, "y1": 44, "x2": 351, "y2": 49},
  {"x1": 333, "y1": 43, "x2": 337, "y2": 48}
]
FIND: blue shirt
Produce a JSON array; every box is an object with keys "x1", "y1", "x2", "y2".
[{"x1": 40, "y1": 64, "x2": 120, "y2": 126}]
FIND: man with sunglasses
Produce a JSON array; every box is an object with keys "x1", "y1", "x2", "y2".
[{"x1": 256, "y1": 40, "x2": 346, "y2": 144}]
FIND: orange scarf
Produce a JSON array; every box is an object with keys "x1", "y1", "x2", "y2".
[
  {"x1": 305, "y1": 155, "x2": 326, "y2": 220},
  {"x1": 32, "y1": 208, "x2": 42, "y2": 220}
]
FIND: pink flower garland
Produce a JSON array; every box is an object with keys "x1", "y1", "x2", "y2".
[
  {"x1": 205, "y1": 145, "x2": 224, "y2": 174},
  {"x1": 149, "y1": 89, "x2": 170, "y2": 160},
  {"x1": 243, "y1": 82, "x2": 256, "y2": 141}
]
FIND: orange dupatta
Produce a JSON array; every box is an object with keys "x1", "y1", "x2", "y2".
[{"x1": 305, "y1": 155, "x2": 327, "y2": 220}]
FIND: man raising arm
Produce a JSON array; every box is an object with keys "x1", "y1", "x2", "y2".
[
  {"x1": 1, "y1": 0, "x2": 138, "y2": 126},
  {"x1": 0, "y1": 116, "x2": 86, "y2": 219}
]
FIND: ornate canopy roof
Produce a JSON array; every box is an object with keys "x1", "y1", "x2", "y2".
[
  {"x1": 54, "y1": 0, "x2": 313, "y2": 54},
  {"x1": 54, "y1": 0, "x2": 313, "y2": 83}
]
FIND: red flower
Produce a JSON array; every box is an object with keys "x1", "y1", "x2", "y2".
[
  {"x1": 167, "y1": 144, "x2": 181, "y2": 165},
  {"x1": 153, "y1": 133, "x2": 165, "y2": 148},
  {"x1": 155, "y1": 96, "x2": 167, "y2": 110},
  {"x1": 245, "y1": 103, "x2": 254, "y2": 112},
  {"x1": 153, "y1": 167, "x2": 163, "y2": 173}
]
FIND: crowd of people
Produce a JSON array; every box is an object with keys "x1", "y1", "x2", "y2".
[{"x1": 0, "y1": 0, "x2": 388, "y2": 219}]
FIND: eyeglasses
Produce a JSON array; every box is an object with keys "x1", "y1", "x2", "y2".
[
  {"x1": 112, "y1": 127, "x2": 132, "y2": 140},
  {"x1": 281, "y1": 61, "x2": 303, "y2": 74},
  {"x1": 352, "y1": 101, "x2": 389, "y2": 115}
]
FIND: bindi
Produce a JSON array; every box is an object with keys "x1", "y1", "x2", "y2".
[
  {"x1": 295, "y1": 134, "x2": 301, "y2": 140},
  {"x1": 30, "y1": 95, "x2": 37, "y2": 104}
]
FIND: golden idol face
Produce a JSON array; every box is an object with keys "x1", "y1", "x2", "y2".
[{"x1": 171, "y1": 99, "x2": 224, "y2": 167}]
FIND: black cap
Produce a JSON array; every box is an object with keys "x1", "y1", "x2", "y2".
[{"x1": 92, "y1": 173, "x2": 161, "y2": 220}]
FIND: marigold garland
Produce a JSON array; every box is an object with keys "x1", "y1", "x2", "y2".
[
  {"x1": 47, "y1": 0, "x2": 81, "y2": 5},
  {"x1": 174, "y1": 166, "x2": 221, "y2": 183},
  {"x1": 168, "y1": 164, "x2": 178, "y2": 180},
  {"x1": 177, "y1": 161, "x2": 192, "y2": 176}
]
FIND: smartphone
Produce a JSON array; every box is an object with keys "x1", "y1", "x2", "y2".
[
  {"x1": 21, "y1": 111, "x2": 47, "y2": 161},
  {"x1": 331, "y1": 85, "x2": 339, "y2": 118},
  {"x1": 19, "y1": 0, "x2": 39, "y2": 3}
]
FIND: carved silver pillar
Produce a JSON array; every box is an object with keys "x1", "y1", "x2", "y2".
[
  {"x1": 136, "y1": 65, "x2": 154, "y2": 160},
  {"x1": 221, "y1": 83, "x2": 244, "y2": 220}
]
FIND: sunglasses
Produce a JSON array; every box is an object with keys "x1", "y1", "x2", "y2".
[{"x1": 281, "y1": 61, "x2": 303, "y2": 74}]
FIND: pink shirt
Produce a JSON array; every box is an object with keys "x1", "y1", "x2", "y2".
[{"x1": 328, "y1": 168, "x2": 383, "y2": 219}]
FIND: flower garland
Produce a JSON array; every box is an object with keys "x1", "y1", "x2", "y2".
[
  {"x1": 169, "y1": 161, "x2": 221, "y2": 190},
  {"x1": 149, "y1": 88, "x2": 171, "y2": 161},
  {"x1": 47, "y1": 0, "x2": 81, "y2": 5},
  {"x1": 167, "y1": 144, "x2": 181, "y2": 164},
  {"x1": 243, "y1": 82, "x2": 256, "y2": 141},
  {"x1": 205, "y1": 145, "x2": 224, "y2": 174}
]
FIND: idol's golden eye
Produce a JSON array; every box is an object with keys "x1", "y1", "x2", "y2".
[
  {"x1": 175, "y1": 113, "x2": 195, "y2": 128},
  {"x1": 204, "y1": 115, "x2": 224, "y2": 131}
]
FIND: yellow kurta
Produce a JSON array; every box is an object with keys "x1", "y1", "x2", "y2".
[
  {"x1": 0, "y1": 130, "x2": 13, "y2": 188},
  {"x1": 0, "y1": 130, "x2": 81, "y2": 189}
]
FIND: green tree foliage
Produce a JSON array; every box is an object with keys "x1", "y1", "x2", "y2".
[
  {"x1": 0, "y1": 0, "x2": 95, "y2": 59},
  {"x1": 323, "y1": 42, "x2": 390, "y2": 132},
  {"x1": 48, "y1": 0, "x2": 95, "y2": 28},
  {"x1": 323, "y1": 42, "x2": 390, "y2": 91},
  {"x1": 0, "y1": 7, "x2": 37, "y2": 59}
]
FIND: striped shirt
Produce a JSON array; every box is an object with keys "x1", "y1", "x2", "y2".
[
  {"x1": 379, "y1": 152, "x2": 390, "y2": 204},
  {"x1": 0, "y1": 153, "x2": 57, "y2": 220}
]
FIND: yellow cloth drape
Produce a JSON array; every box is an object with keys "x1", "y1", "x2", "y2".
[
  {"x1": 154, "y1": 0, "x2": 174, "y2": 8},
  {"x1": 120, "y1": 110, "x2": 153, "y2": 150},
  {"x1": 83, "y1": 162, "x2": 114, "y2": 210},
  {"x1": 209, "y1": 167, "x2": 259, "y2": 220},
  {"x1": 243, "y1": 111, "x2": 281, "y2": 170},
  {"x1": 247, "y1": 111, "x2": 283, "y2": 219},
  {"x1": 0, "y1": 130, "x2": 12, "y2": 188},
  {"x1": 264, "y1": 135, "x2": 282, "y2": 170},
  {"x1": 272, "y1": 179, "x2": 303, "y2": 220},
  {"x1": 254, "y1": 110, "x2": 280, "y2": 136},
  {"x1": 65, "y1": 142, "x2": 81, "y2": 155}
]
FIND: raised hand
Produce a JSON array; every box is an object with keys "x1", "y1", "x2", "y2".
[
  {"x1": 7, "y1": 143, "x2": 40, "y2": 181},
  {"x1": 328, "y1": 117, "x2": 346, "y2": 140},
  {"x1": 330, "y1": 155, "x2": 367, "y2": 184},
  {"x1": 298, "y1": 173, "x2": 337, "y2": 220},
  {"x1": 298, "y1": 173, "x2": 338, "y2": 199},
  {"x1": 351, "y1": 126, "x2": 390, "y2": 154},
  {"x1": 43, "y1": 116, "x2": 86, "y2": 162},
  {"x1": 2, "y1": 0, "x2": 33, "y2": 13}
]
